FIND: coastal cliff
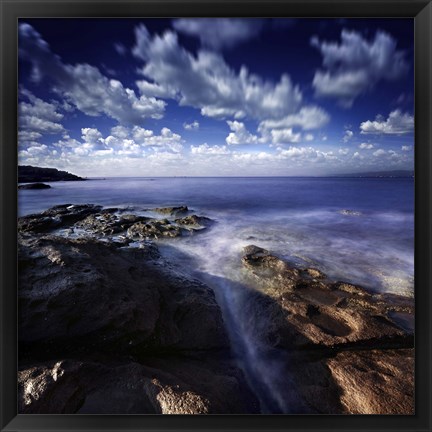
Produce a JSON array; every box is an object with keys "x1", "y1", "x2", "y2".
[{"x1": 18, "y1": 165, "x2": 85, "y2": 183}]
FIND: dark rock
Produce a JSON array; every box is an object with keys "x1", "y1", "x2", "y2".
[
  {"x1": 18, "y1": 204, "x2": 102, "y2": 233},
  {"x1": 153, "y1": 206, "x2": 189, "y2": 216},
  {"x1": 19, "y1": 183, "x2": 51, "y2": 190},
  {"x1": 75, "y1": 212, "x2": 150, "y2": 236},
  {"x1": 18, "y1": 235, "x2": 228, "y2": 354},
  {"x1": 174, "y1": 215, "x2": 213, "y2": 229},
  {"x1": 127, "y1": 220, "x2": 183, "y2": 239},
  {"x1": 17, "y1": 229, "x2": 259, "y2": 414}
]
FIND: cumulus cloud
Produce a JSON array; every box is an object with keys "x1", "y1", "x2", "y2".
[
  {"x1": 270, "y1": 128, "x2": 302, "y2": 144},
  {"x1": 360, "y1": 110, "x2": 414, "y2": 134},
  {"x1": 258, "y1": 106, "x2": 329, "y2": 131},
  {"x1": 311, "y1": 30, "x2": 409, "y2": 106},
  {"x1": 225, "y1": 121, "x2": 261, "y2": 145},
  {"x1": 19, "y1": 89, "x2": 65, "y2": 136},
  {"x1": 183, "y1": 121, "x2": 200, "y2": 131},
  {"x1": 172, "y1": 18, "x2": 264, "y2": 50},
  {"x1": 50, "y1": 126, "x2": 183, "y2": 159},
  {"x1": 132, "y1": 24, "x2": 303, "y2": 122},
  {"x1": 19, "y1": 23, "x2": 166, "y2": 124},
  {"x1": 19, "y1": 144, "x2": 49, "y2": 158},
  {"x1": 277, "y1": 146, "x2": 338, "y2": 163},
  {"x1": 18, "y1": 130, "x2": 43, "y2": 142},
  {"x1": 401, "y1": 145, "x2": 412, "y2": 151},
  {"x1": 359, "y1": 143, "x2": 374, "y2": 149},
  {"x1": 373, "y1": 149, "x2": 386, "y2": 157},
  {"x1": 191, "y1": 143, "x2": 230, "y2": 155}
]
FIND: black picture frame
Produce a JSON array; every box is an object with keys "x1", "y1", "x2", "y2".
[{"x1": 1, "y1": 0, "x2": 431, "y2": 431}]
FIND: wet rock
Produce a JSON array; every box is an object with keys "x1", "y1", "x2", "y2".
[
  {"x1": 174, "y1": 215, "x2": 213, "y2": 229},
  {"x1": 240, "y1": 244, "x2": 414, "y2": 413},
  {"x1": 242, "y1": 245, "x2": 300, "y2": 291},
  {"x1": 153, "y1": 206, "x2": 189, "y2": 216},
  {"x1": 75, "y1": 212, "x2": 149, "y2": 236},
  {"x1": 127, "y1": 220, "x2": 183, "y2": 239},
  {"x1": 241, "y1": 244, "x2": 414, "y2": 348},
  {"x1": 19, "y1": 183, "x2": 51, "y2": 190},
  {"x1": 18, "y1": 204, "x2": 102, "y2": 233}
]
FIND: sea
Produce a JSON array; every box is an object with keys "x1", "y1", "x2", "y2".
[
  {"x1": 18, "y1": 176, "x2": 414, "y2": 413},
  {"x1": 19, "y1": 176, "x2": 414, "y2": 297}
]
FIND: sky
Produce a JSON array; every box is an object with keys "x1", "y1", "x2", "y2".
[{"x1": 18, "y1": 18, "x2": 414, "y2": 177}]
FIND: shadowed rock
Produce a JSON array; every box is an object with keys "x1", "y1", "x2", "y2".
[
  {"x1": 19, "y1": 357, "x2": 258, "y2": 414},
  {"x1": 17, "y1": 229, "x2": 259, "y2": 414},
  {"x1": 19, "y1": 183, "x2": 51, "y2": 190},
  {"x1": 18, "y1": 204, "x2": 102, "y2": 233}
]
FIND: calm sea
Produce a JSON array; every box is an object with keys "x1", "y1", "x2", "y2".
[{"x1": 18, "y1": 176, "x2": 414, "y2": 296}]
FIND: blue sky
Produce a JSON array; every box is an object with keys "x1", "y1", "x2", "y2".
[{"x1": 18, "y1": 18, "x2": 414, "y2": 177}]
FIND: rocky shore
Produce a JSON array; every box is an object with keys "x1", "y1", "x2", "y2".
[{"x1": 18, "y1": 204, "x2": 414, "y2": 414}]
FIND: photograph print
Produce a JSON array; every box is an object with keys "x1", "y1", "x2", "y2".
[{"x1": 17, "y1": 18, "x2": 414, "y2": 414}]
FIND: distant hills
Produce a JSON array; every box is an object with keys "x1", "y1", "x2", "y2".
[
  {"x1": 18, "y1": 165, "x2": 85, "y2": 183},
  {"x1": 333, "y1": 170, "x2": 414, "y2": 178}
]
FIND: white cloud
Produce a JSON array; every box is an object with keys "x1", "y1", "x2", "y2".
[
  {"x1": 226, "y1": 121, "x2": 260, "y2": 145},
  {"x1": 342, "y1": 129, "x2": 353, "y2": 143},
  {"x1": 311, "y1": 30, "x2": 409, "y2": 106},
  {"x1": 277, "y1": 146, "x2": 338, "y2": 163},
  {"x1": 183, "y1": 121, "x2": 200, "y2": 131},
  {"x1": 305, "y1": 134, "x2": 314, "y2": 141},
  {"x1": 339, "y1": 148, "x2": 349, "y2": 155},
  {"x1": 258, "y1": 106, "x2": 329, "y2": 131},
  {"x1": 360, "y1": 110, "x2": 414, "y2": 135},
  {"x1": 111, "y1": 125, "x2": 130, "y2": 139},
  {"x1": 132, "y1": 24, "x2": 303, "y2": 122},
  {"x1": 172, "y1": 18, "x2": 264, "y2": 50},
  {"x1": 49, "y1": 126, "x2": 183, "y2": 159},
  {"x1": 270, "y1": 128, "x2": 302, "y2": 144},
  {"x1": 401, "y1": 145, "x2": 412, "y2": 151},
  {"x1": 19, "y1": 90, "x2": 65, "y2": 136},
  {"x1": 19, "y1": 144, "x2": 49, "y2": 157},
  {"x1": 19, "y1": 23, "x2": 166, "y2": 124},
  {"x1": 18, "y1": 130, "x2": 42, "y2": 142},
  {"x1": 359, "y1": 143, "x2": 374, "y2": 149},
  {"x1": 373, "y1": 149, "x2": 387, "y2": 157},
  {"x1": 82, "y1": 128, "x2": 103, "y2": 145},
  {"x1": 135, "y1": 80, "x2": 177, "y2": 99},
  {"x1": 191, "y1": 143, "x2": 230, "y2": 155}
]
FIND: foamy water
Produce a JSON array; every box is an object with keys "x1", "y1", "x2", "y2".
[{"x1": 19, "y1": 176, "x2": 414, "y2": 295}]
